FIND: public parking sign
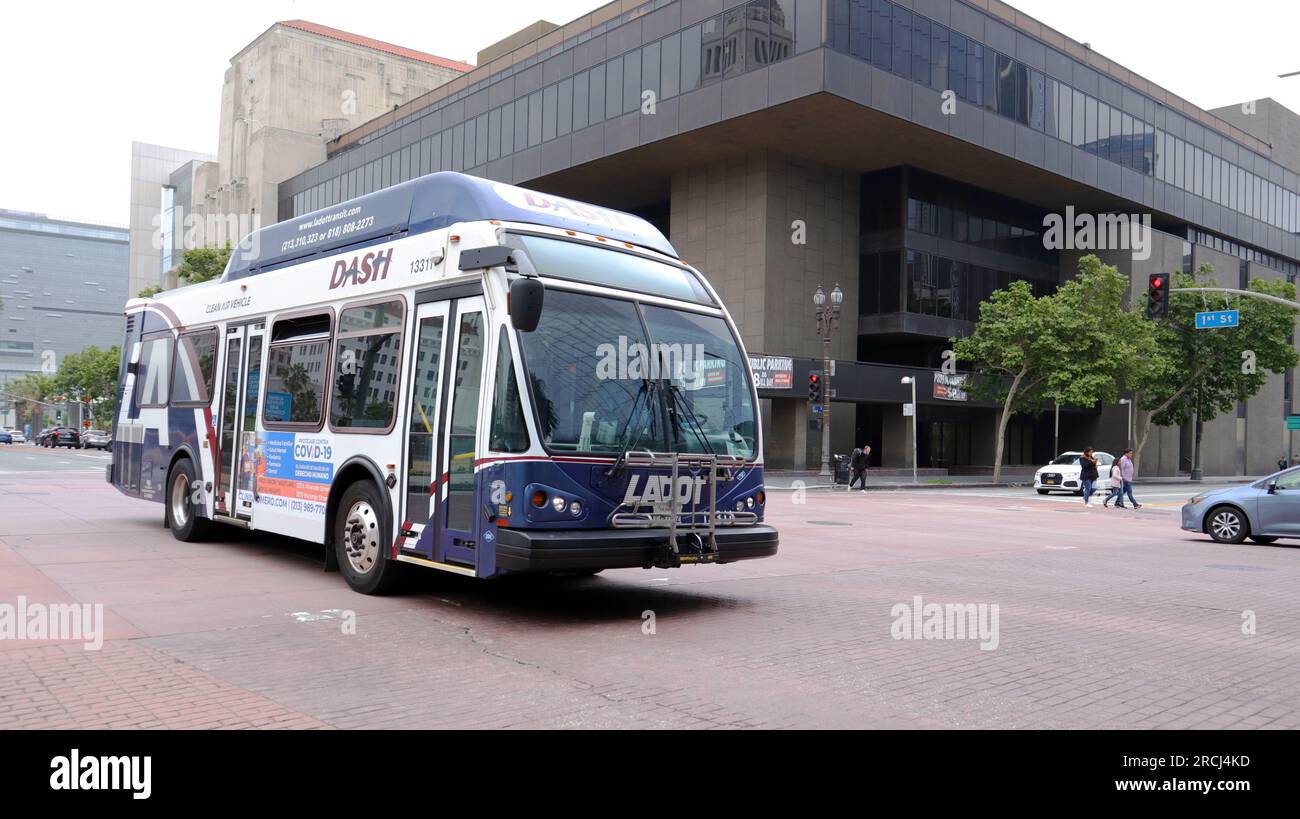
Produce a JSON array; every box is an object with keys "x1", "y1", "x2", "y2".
[{"x1": 1195, "y1": 309, "x2": 1239, "y2": 329}]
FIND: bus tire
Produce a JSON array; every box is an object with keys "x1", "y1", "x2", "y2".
[
  {"x1": 334, "y1": 480, "x2": 403, "y2": 595},
  {"x1": 166, "y1": 458, "x2": 212, "y2": 542}
]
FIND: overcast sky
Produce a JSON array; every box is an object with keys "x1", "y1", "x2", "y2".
[{"x1": 4, "y1": 0, "x2": 1297, "y2": 227}]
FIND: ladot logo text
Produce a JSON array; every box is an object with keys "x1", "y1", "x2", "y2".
[{"x1": 50, "y1": 749, "x2": 151, "y2": 800}]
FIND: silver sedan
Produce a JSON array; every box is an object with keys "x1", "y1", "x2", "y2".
[{"x1": 1181, "y1": 468, "x2": 1300, "y2": 544}]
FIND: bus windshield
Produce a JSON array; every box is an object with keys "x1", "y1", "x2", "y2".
[{"x1": 518, "y1": 289, "x2": 756, "y2": 459}]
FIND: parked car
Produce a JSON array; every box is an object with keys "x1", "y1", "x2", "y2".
[
  {"x1": 1181, "y1": 467, "x2": 1300, "y2": 544},
  {"x1": 1034, "y1": 451, "x2": 1116, "y2": 495},
  {"x1": 6, "y1": 428, "x2": 27, "y2": 444},
  {"x1": 40, "y1": 427, "x2": 81, "y2": 448},
  {"x1": 0, "y1": 430, "x2": 11, "y2": 444},
  {"x1": 81, "y1": 429, "x2": 111, "y2": 450}
]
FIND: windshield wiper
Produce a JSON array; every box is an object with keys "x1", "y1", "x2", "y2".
[
  {"x1": 664, "y1": 381, "x2": 715, "y2": 456},
  {"x1": 609, "y1": 378, "x2": 658, "y2": 478}
]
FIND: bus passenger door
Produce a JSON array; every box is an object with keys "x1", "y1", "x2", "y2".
[
  {"x1": 214, "y1": 322, "x2": 265, "y2": 519},
  {"x1": 438, "y1": 298, "x2": 486, "y2": 569},
  {"x1": 400, "y1": 300, "x2": 450, "y2": 558}
]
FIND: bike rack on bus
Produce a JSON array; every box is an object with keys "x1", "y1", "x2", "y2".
[{"x1": 608, "y1": 451, "x2": 758, "y2": 567}]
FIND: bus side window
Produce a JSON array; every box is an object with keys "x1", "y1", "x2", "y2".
[
  {"x1": 135, "y1": 334, "x2": 172, "y2": 408},
  {"x1": 264, "y1": 312, "x2": 331, "y2": 429},
  {"x1": 489, "y1": 326, "x2": 529, "y2": 452},
  {"x1": 330, "y1": 299, "x2": 404, "y2": 432},
  {"x1": 171, "y1": 329, "x2": 218, "y2": 406}
]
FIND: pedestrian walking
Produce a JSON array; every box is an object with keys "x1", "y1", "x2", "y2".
[
  {"x1": 1118, "y1": 448, "x2": 1141, "y2": 509},
  {"x1": 1078, "y1": 447, "x2": 1099, "y2": 505},
  {"x1": 1103, "y1": 458, "x2": 1124, "y2": 508},
  {"x1": 848, "y1": 444, "x2": 871, "y2": 492}
]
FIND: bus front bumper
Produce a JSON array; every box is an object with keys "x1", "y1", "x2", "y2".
[{"x1": 494, "y1": 525, "x2": 779, "y2": 572}]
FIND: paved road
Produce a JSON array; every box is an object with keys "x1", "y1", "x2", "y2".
[{"x1": 2, "y1": 447, "x2": 1297, "y2": 729}]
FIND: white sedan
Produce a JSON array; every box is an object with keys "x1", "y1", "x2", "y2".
[
  {"x1": 2, "y1": 427, "x2": 25, "y2": 444},
  {"x1": 1034, "y1": 451, "x2": 1116, "y2": 495}
]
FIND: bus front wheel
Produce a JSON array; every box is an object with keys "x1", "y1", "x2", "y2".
[
  {"x1": 334, "y1": 481, "x2": 403, "y2": 595},
  {"x1": 166, "y1": 458, "x2": 212, "y2": 542}
]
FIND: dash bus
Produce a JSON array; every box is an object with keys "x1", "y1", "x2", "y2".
[{"x1": 110, "y1": 172, "x2": 777, "y2": 593}]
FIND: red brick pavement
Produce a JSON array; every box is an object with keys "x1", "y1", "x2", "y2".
[{"x1": 2, "y1": 463, "x2": 1299, "y2": 729}]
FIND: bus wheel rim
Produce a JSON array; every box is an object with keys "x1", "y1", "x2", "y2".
[
  {"x1": 171, "y1": 471, "x2": 190, "y2": 528},
  {"x1": 344, "y1": 501, "x2": 380, "y2": 574}
]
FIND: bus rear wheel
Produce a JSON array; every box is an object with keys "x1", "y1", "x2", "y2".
[
  {"x1": 166, "y1": 458, "x2": 212, "y2": 542},
  {"x1": 334, "y1": 481, "x2": 403, "y2": 595}
]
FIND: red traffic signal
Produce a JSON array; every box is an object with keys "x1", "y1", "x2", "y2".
[
  {"x1": 808, "y1": 373, "x2": 821, "y2": 402},
  {"x1": 1146, "y1": 274, "x2": 1169, "y2": 319}
]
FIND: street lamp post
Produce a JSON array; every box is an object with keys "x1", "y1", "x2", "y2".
[
  {"x1": 1053, "y1": 396, "x2": 1060, "y2": 456},
  {"x1": 1118, "y1": 398, "x2": 1132, "y2": 450},
  {"x1": 900, "y1": 376, "x2": 917, "y2": 484},
  {"x1": 813, "y1": 284, "x2": 843, "y2": 477}
]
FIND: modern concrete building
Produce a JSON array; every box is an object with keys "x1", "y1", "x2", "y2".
[
  {"x1": 0, "y1": 209, "x2": 129, "y2": 427},
  {"x1": 277, "y1": 0, "x2": 1300, "y2": 475},
  {"x1": 128, "y1": 20, "x2": 473, "y2": 298},
  {"x1": 128, "y1": 142, "x2": 215, "y2": 299}
]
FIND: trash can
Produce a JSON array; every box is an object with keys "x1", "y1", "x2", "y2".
[{"x1": 832, "y1": 454, "x2": 851, "y2": 485}]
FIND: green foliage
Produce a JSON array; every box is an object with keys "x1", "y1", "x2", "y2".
[
  {"x1": 1130, "y1": 264, "x2": 1299, "y2": 462},
  {"x1": 170, "y1": 243, "x2": 233, "y2": 285},
  {"x1": 953, "y1": 255, "x2": 1152, "y2": 480},
  {"x1": 137, "y1": 284, "x2": 164, "y2": 298},
  {"x1": 53, "y1": 346, "x2": 121, "y2": 422},
  {"x1": 4, "y1": 373, "x2": 57, "y2": 430}
]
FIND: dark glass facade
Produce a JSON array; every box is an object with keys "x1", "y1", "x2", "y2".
[
  {"x1": 286, "y1": 0, "x2": 820, "y2": 216},
  {"x1": 860, "y1": 168, "x2": 1056, "y2": 327},
  {"x1": 284, "y1": 0, "x2": 1300, "y2": 274},
  {"x1": 826, "y1": 0, "x2": 1300, "y2": 235}
]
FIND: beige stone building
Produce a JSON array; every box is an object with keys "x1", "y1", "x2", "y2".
[{"x1": 129, "y1": 20, "x2": 472, "y2": 296}]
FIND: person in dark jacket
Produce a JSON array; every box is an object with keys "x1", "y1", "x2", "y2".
[
  {"x1": 848, "y1": 444, "x2": 871, "y2": 492},
  {"x1": 1078, "y1": 447, "x2": 1100, "y2": 505}
]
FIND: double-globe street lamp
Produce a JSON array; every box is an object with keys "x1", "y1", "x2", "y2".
[{"x1": 813, "y1": 283, "x2": 843, "y2": 476}]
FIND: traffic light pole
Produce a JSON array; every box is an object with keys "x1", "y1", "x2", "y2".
[
  {"x1": 1171, "y1": 287, "x2": 1300, "y2": 311},
  {"x1": 820, "y1": 336, "x2": 832, "y2": 477}
]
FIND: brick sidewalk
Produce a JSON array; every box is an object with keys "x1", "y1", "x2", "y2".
[{"x1": 2, "y1": 470, "x2": 1299, "y2": 729}]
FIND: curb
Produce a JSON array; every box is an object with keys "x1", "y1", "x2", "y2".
[{"x1": 764, "y1": 477, "x2": 1260, "y2": 492}]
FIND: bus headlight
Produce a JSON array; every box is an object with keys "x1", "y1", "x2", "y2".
[
  {"x1": 569, "y1": 501, "x2": 582, "y2": 516},
  {"x1": 735, "y1": 501, "x2": 745, "y2": 512},
  {"x1": 745, "y1": 496, "x2": 755, "y2": 509},
  {"x1": 551, "y1": 496, "x2": 567, "y2": 513}
]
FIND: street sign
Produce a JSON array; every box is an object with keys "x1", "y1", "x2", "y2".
[
  {"x1": 1195, "y1": 309, "x2": 1239, "y2": 329},
  {"x1": 1287, "y1": 415, "x2": 1300, "y2": 430},
  {"x1": 811, "y1": 404, "x2": 823, "y2": 415},
  {"x1": 902, "y1": 403, "x2": 914, "y2": 417}
]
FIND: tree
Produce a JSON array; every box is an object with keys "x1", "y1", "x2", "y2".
[
  {"x1": 170, "y1": 243, "x2": 233, "y2": 286},
  {"x1": 4, "y1": 373, "x2": 56, "y2": 431},
  {"x1": 953, "y1": 255, "x2": 1153, "y2": 482},
  {"x1": 54, "y1": 345, "x2": 121, "y2": 425},
  {"x1": 1130, "y1": 265, "x2": 1299, "y2": 468},
  {"x1": 137, "y1": 284, "x2": 164, "y2": 298}
]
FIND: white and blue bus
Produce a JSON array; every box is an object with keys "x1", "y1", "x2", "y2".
[{"x1": 110, "y1": 172, "x2": 776, "y2": 593}]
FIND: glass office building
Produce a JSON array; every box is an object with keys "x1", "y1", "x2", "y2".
[
  {"x1": 280, "y1": 0, "x2": 1300, "y2": 475},
  {"x1": 0, "y1": 210, "x2": 129, "y2": 427}
]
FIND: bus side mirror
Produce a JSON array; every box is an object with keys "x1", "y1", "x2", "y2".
[{"x1": 509, "y1": 277, "x2": 544, "y2": 332}]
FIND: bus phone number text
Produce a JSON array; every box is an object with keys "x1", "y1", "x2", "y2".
[{"x1": 281, "y1": 216, "x2": 376, "y2": 252}]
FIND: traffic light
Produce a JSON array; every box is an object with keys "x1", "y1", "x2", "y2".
[
  {"x1": 808, "y1": 373, "x2": 821, "y2": 403},
  {"x1": 1146, "y1": 273, "x2": 1169, "y2": 319}
]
